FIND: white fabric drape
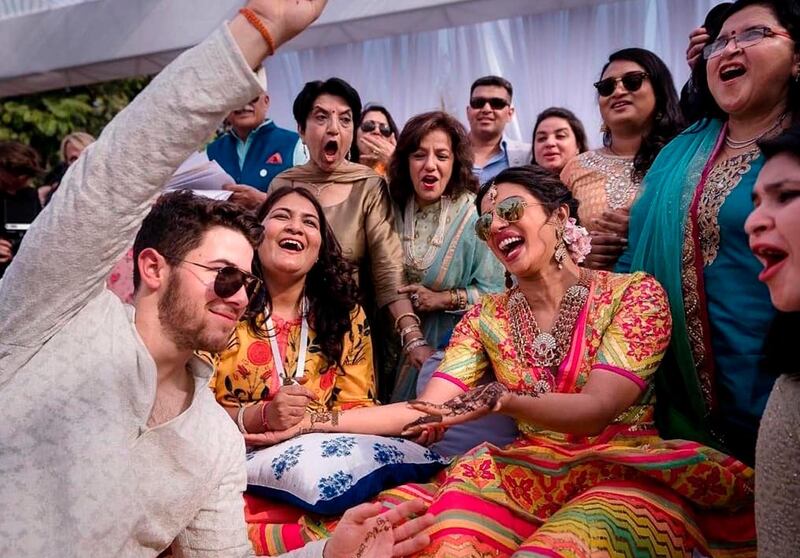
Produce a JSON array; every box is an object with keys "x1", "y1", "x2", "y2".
[{"x1": 265, "y1": 0, "x2": 723, "y2": 148}]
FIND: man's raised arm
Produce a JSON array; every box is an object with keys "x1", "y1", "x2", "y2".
[{"x1": 0, "y1": 1, "x2": 326, "y2": 351}]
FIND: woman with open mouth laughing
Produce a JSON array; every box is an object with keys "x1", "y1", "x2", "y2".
[
  {"x1": 386, "y1": 111, "x2": 504, "y2": 406},
  {"x1": 255, "y1": 165, "x2": 756, "y2": 557},
  {"x1": 271, "y1": 78, "x2": 432, "y2": 398},
  {"x1": 561, "y1": 48, "x2": 684, "y2": 270},
  {"x1": 745, "y1": 125, "x2": 800, "y2": 557},
  {"x1": 209, "y1": 186, "x2": 376, "y2": 439},
  {"x1": 619, "y1": 0, "x2": 800, "y2": 467}
]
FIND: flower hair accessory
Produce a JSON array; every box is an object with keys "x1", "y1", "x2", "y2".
[{"x1": 562, "y1": 218, "x2": 591, "y2": 264}]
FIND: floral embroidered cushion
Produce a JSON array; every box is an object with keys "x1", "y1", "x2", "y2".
[{"x1": 246, "y1": 433, "x2": 450, "y2": 514}]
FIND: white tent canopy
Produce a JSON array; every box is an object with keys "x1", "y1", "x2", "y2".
[
  {"x1": 2, "y1": 0, "x2": 724, "y2": 145},
  {"x1": 1, "y1": 0, "x2": 618, "y2": 97}
]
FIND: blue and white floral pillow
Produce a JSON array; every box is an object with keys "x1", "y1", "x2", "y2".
[{"x1": 246, "y1": 433, "x2": 450, "y2": 515}]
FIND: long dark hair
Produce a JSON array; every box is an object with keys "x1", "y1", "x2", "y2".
[
  {"x1": 246, "y1": 186, "x2": 360, "y2": 368},
  {"x1": 353, "y1": 103, "x2": 400, "y2": 163},
  {"x1": 388, "y1": 111, "x2": 478, "y2": 210},
  {"x1": 690, "y1": 0, "x2": 800, "y2": 124},
  {"x1": 476, "y1": 165, "x2": 581, "y2": 225},
  {"x1": 600, "y1": 48, "x2": 684, "y2": 179}
]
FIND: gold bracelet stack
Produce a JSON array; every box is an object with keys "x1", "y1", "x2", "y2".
[
  {"x1": 403, "y1": 337, "x2": 428, "y2": 354},
  {"x1": 449, "y1": 288, "x2": 467, "y2": 310},
  {"x1": 393, "y1": 312, "x2": 420, "y2": 331}
]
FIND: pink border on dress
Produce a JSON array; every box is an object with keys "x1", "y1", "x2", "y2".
[
  {"x1": 593, "y1": 363, "x2": 647, "y2": 390},
  {"x1": 554, "y1": 278, "x2": 592, "y2": 392},
  {"x1": 432, "y1": 371, "x2": 469, "y2": 392}
]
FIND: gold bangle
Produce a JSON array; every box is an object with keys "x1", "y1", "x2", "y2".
[
  {"x1": 239, "y1": 8, "x2": 276, "y2": 55},
  {"x1": 403, "y1": 338, "x2": 428, "y2": 354},
  {"x1": 449, "y1": 289, "x2": 458, "y2": 309},
  {"x1": 399, "y1": 324, "x2": 422, "y2": 340},
  {"x1": 394, "y1": 312, "x2": 421, "y2": 332}
]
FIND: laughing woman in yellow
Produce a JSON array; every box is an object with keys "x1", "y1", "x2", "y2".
[{"x1": 209, "y1": 186, "x2": 376, "y2": 439}]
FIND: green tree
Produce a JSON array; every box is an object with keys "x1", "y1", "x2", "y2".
[{"x1": 0, "y1": 76, "x2": 151, "y2": 168}]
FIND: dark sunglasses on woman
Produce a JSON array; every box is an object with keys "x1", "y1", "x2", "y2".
[
  {"x1": 181, "y1": 260, "x2": 262, "y2": 299},
  {"x1": 469, "y1": 97, "x2": 510, "y2": 110},
  {"x1": 593, "y1": 71, "x2": 649, "y2": 97},
  {"x1": 360, "y1": 120, "x2": 393, "y2": 138},
  {"x1": 475, "y1": 196, "x2": 540, "y2": 241}
]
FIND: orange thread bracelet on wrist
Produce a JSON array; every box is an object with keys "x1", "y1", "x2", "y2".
[{"x1": 239, "y1": 8, "x2": 276, "y2": 55}]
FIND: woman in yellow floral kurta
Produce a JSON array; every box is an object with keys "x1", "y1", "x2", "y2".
[
  {"x1": 211, "y1": 305, "x2": 375, "y2": 413},
  {"x1": 209, "y1": 186, "x2": 376, "y2": 441}
]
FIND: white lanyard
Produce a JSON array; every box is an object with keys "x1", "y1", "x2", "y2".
[{"x1": 265, "y1": 297, "x2": 309, "y2": 386}]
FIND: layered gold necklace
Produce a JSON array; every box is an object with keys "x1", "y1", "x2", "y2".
[{"x1": 507, "y1": 269, "x2": 591, "y2": 393}]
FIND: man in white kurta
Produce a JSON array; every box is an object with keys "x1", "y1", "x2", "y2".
[{"x1": 0, "y1": 4, "x2": 327, "y2": 557}]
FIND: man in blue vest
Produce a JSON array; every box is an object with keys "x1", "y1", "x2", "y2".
[{"x1": 211, "y1": 71, "x2": 307, "y2": 207}]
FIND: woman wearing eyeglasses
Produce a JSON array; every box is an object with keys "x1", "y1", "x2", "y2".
[
  {"x1": 270, "y1": 79, "x2": 432, "y2": 399},
  {"x1": 209, "y1": 186, "x2": 376, "y2": 441},
  {"x1": 386, "y1": 111, "x2": 504, "y2": 402},
  {"x1": 618, "y1": 0, "x2": 798, "y2": 466},
  {"x1": 561, "y1": 48, "x2": 683, "y2": 270},
  {"x1": 354, "y1": 103, "x2": 399, "y2": 177},
  {"x1": 251, "y1": 165, "x2": 754, "y2": 557}
]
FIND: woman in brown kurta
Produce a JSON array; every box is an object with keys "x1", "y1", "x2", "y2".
[{"x1": 270, "y1": 78, "x2": 434, "y2": 400}]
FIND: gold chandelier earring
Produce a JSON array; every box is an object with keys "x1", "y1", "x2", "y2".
[{"x1": 554, "y1": 224, "x2": 568, "y2": 270}]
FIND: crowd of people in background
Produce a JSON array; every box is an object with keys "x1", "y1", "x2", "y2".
[{"x1": 1, "y1": 0, "x2": 799, "y2": 557}]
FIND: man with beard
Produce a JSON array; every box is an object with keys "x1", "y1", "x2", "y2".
[{"x1": 0, "y1": 2, "x2": 433, "y2": 557}]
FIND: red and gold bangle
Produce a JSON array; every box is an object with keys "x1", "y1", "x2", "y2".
[{"x1": 239, "y1": 8, "x2": 276, "y2": 55}]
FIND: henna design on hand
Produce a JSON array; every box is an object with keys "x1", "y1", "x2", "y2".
[
  {"x1": 401, "y1": 414, "x2": 444, "y2": 433},
  {"x1": 354, "y1": 517, "x2": 392, "y2": 558},
  {"x1": 306, "y1": 408, "x2": 342, "y2": 431},
  {"x1": 417, "y1": 382, "x2": 510, "y2": 416},
  {"x1": 402, "y1": 382, "x2": 511, "y2": 432}
]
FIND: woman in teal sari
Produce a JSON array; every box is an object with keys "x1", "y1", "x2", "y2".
[
  {"x1": 387, "y1": 111, "x2": 504, "y2": 402},
  {"x1": 618, "y1": 0, "x2": 800, "y2": 464}
]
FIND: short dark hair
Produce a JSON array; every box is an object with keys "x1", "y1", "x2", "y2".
[
  {"x1": 475, "y1": 165, "x2": 581, "y2": 224},
  {"x1": 759, "y1": 124, "x2": 800, "y2": 160},
  {"x1": 292, "y1": 77, "x2": 363, "y2": 133},
  {"x1": 470, "y1": 75, "x2": 513, "y2": 99},
  {"x1": 600, "y1": 48, "x2": 684, "y2": 179},
  {"x1": 132, "y1": 190, "x2": 264, "y2": 290},
  {"x1": 532, "y1": 107, "x2": 590, "y2": 154},
  {"x1": 388, "y1": 111, "x2": 478, "y2": 209},
  {"x1": 0, "y1": 141, "x2": 43, "y2": 178},
  {"x1": 250, "y1": 186, "x2": 360, "y2": 368},
  {"x1": 353, "y1": 103, "x2": 400, "y2": 164},
  {"x1": 689, "y1": 0, "x2": 800, "y2": 123}
]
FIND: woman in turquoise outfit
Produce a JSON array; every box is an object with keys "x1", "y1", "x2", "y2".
[
  {"x1": 388, "y1": 111, "x2": 504, "y2": 401},
  {"x1": 618, "y1": 0, "x2": 800, "y2": 464}
]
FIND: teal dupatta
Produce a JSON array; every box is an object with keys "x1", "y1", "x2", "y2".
[
  {"x1": 619, "y1": 119, "x2": 775, "y2": 457},
  {"x1": 391, "y1": 192, "x2": 505, "y2": 401}
]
